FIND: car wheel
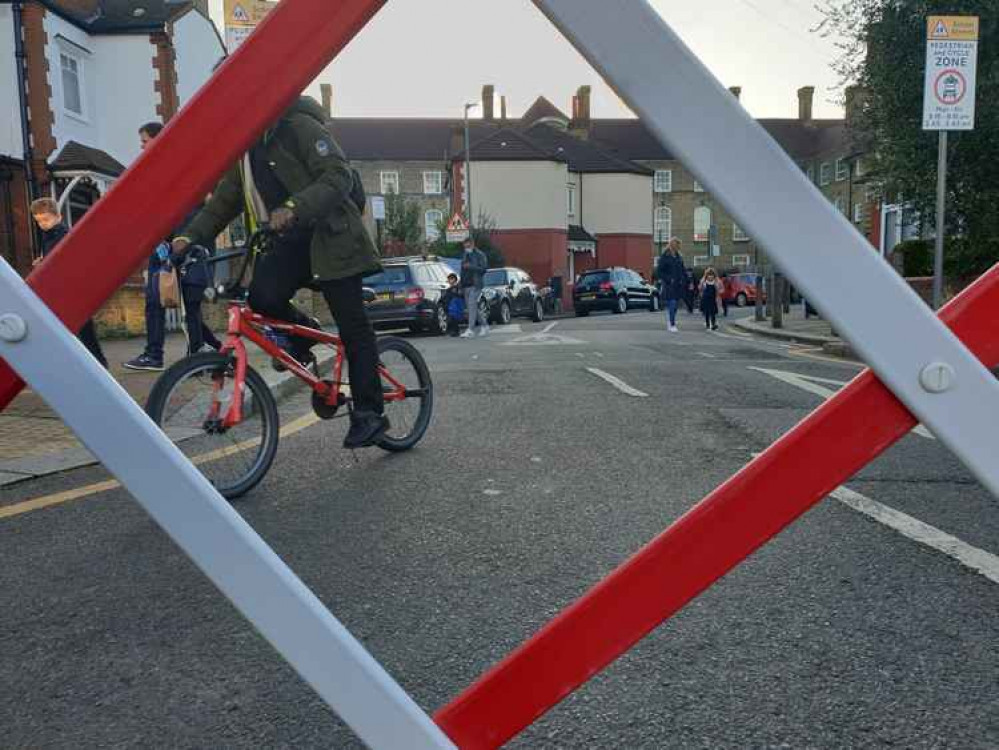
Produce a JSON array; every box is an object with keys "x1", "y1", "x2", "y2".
[
  {"x1": 649, "y1": 294, "x2": 660, "y2": 312},
  {"x1": 613, "y1": 294, "x2": 628, "y2": 314},
  {"x1": 531, "y1": 298, "x2": 544, "y2": 322},
  {"x1": 478, "y1": 298, "x2": 490, "y2": 324},
  {"x1": 736, "y1": 292, "x2": 748, "y2": 308},
  {"x1": 431, "y1": 304, "x2": 448, "y2": 335},
  {"x1": 499, "y1": 300, "x2": 512, "y2": 325}
]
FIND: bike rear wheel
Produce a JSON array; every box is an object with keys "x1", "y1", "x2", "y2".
[
  {"x1": 145, "y1": 352, "x2": 279, "y2": 499},
  {"x1": 375, "y1": 337, "x2": 433, "y2": 452}
]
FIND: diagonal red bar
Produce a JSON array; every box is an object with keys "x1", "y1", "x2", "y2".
[
  {"x1": 435, "y1": 265, "x2": 999, "y2": 749},
  {"x1": 0, "y1": 0, "x2": 386, "y2": 411}
]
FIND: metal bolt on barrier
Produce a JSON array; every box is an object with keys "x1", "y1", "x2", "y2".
[
  {"x1": 920, "y1": 362, "x2": 956, "y2": 393},
  {"x1": 0, "y1": 314, "x2": 28, "y2": 343}
]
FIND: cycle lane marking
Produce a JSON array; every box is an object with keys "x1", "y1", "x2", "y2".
[
  {"x1": 0, "y1": 412, "x2": 322, "y2": 520},
  {"x1": 585, "y1": 368, "x2": 649, "y2": 398}
]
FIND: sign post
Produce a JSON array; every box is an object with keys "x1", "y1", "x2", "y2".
[
  {"x1": 224, "y1": 0, "x2": 277, "y2": 52},
  {"x1": 922, "y1": 15, "x2": 979, "y2": 309}
]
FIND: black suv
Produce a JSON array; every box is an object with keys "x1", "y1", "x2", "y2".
[
  {"x1": 573, "y1": 267, "x2": 660, "y2": 316},
  {"x1": 362, "y1": 256, "x2": 455, "y2": 335},
  {"x1": 481, "y1": 267, "x2": 545, "y2": 324}
]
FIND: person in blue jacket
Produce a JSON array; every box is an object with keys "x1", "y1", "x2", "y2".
[{"x1": 655, "y1": 237, "x2": 687, "y2": 332}]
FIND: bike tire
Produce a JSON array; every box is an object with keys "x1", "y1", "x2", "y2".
[
  {"x1": 145, "y1": 352, "x2": 280, "y2": 499},
  {"x1": 374, "y1": 336, "x2": 433, "y2": 452}
]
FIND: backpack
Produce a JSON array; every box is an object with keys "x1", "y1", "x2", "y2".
[{"x1": 349, "y1": 167, "x2": 366, "y2": 213}]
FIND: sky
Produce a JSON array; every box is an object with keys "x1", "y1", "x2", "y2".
[{"x1": 207, "y1": 0, "x2": 848, "y2": 121}]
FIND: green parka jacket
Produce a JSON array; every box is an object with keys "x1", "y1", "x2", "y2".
[{"x1": 181, "y1": 97, "x2": 380, "y2": 281}]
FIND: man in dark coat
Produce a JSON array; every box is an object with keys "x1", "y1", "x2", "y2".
[
  {"x1": 172, "y1": 97, "x2": 387, "y2": 448},
  {"x1": 655, "y1": 237, "x2": 687, "y2": 332},
  {"x1": 30, "y1": 198, "x2": 108, "y2": 368}
]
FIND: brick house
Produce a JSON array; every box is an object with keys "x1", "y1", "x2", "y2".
[
  {"x1": 0, "y1": 0, "x2": 223, "y2": 332},
  {"x1": 330, "y1": 83, "x2": 872, "y2": 299}
]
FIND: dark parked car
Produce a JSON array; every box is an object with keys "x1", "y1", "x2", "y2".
[
  {"x1": 481, "y1": 267, "x2": 545, "y2": 324},
  {"x1": 573, "y1": 267, "x2": 660, "y2": 316},
  {"x1": 361, "y1": 256, "x2": 455, "y2": 335}
]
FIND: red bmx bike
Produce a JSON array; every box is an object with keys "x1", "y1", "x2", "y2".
[{"x1": 145, "y1": 232, "x2": 433, "y2": 499}]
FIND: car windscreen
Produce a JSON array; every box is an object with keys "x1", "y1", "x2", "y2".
[
  {"x1": 483, "y1": 269, "x2": 507, "y2": 287},
  {"x1": 578, "y1": 271, "x2": 609, "y2": 286},
  {"x1": 363, "y1": 267, "x2": 411, "y2": 286}
]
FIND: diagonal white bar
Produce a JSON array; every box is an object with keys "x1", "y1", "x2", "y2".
[
  {"x1": 534, "y1": 0, "x2": 999, "y2": 498},
  {"x1": 0, "y1": 260, "x2": 455, "y2": 750}
]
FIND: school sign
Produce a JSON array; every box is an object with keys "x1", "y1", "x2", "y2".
[{"x1": 922, "y1": 16, "x2": 979, "y2": 131}]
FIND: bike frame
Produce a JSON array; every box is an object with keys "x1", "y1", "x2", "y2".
[{"x1": 213, "y1": 301, "x2": 410, "y2": 428}]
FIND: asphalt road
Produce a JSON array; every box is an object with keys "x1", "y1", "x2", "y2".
[{"x1": 2, "y1": 307, "x2": 997, "y2": 749}]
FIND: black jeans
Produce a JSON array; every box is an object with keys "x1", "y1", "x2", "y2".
[
  {"x1": 182, "y1": 284, "x2": 221, "y2": 354},
  {"x1": 143, "y1": 266, "x2": 166, "y2": 362},
  {"x1": 248, "y1": 232, "x2": 382, "y2": 416},
  {"x1": 78, "y1": 319, "x2": 108, "y2": 368}
]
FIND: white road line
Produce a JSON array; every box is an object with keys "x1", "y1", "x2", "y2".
[
  {"x1": 594, "y1": 352, "x2": 605, "y2": 358},
  {"x1": 542, "y1": 322, "x2": 558, "y2": 334},
  {"x1": 832, "y1": 486, "x2": 999, "y2": 585},
  {"x1": 698, "y1": 352, "x2": 717, "y2": 358},
  {"x1": 749, "y1": 366, "x2": 935, "y2": 439},
  {"x1": 585, "y1": 367, "x2": 649, "y2": 398}
]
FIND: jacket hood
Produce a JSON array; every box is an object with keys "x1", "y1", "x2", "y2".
[{"x1": 264, "y1": 96, "x2": 328, "y2": 142}]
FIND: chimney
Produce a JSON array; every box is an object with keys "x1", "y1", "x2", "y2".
[
  {"x1": 482, "y1": 84, "x2": 494, "y2": 122},
  {"x1": 576, "y1": 85, "x2": 591, "y2": 123},
  {"x1": 320, "y1": 83, "x2": 333, "y2": 117},
  {"x1": 500, "y1": 96, "x2": 507, "y2": 121},
  {"x1": 798, "y1": 86, "x2": 815, "y2": 123},
  {"x1": 571, "y1": 95, "x2": 579, "y2": 120},
  {"x1": 728, "y1": 86, "x2": 742, "y2": 101},
  {"x1": 844, "y1": 85, "x2": 866, "y2": 125}
]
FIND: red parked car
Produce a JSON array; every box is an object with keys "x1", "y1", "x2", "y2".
[{"x1": 721, "y1": 272, "x2": 766, "y2": 307}]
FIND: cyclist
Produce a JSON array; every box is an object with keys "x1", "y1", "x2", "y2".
[{"x1": 171, "y1": 96, "x2": 388, "y2": 448}]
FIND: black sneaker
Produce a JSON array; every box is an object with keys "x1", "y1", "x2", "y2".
[
  {"x1": 123, "y1": 354, "x2": 164, "y2": 372},
  {"x1": 343, "y1": 412, "x2": 390, "y2": 449}
]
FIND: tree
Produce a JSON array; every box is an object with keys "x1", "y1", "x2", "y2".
[
  {"x1": 816, "y1": 0, "x2": 999, "y2": 278},
  {"x1": 383, "y1": 189, "x2": 424, "y2": 254}
]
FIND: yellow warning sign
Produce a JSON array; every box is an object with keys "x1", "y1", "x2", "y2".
[{"x1": 927, "y1": 16, "x2": 979, "y2": 41}]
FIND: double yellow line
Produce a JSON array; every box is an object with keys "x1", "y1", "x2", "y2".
[{"x1": 0, "y1": 413, "x2": 321, "y2": 520}]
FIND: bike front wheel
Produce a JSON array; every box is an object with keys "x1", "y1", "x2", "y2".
[
  {"x1": 375, "y1": 337, "x2": 433, "y2": 452},
  {"x1": 145, "y1": 352, "x2": 280, "y2": 499}
]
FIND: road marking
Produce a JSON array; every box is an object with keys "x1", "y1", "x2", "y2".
[
  {"x1": 832, "y1": 486, "x2": 999, "y2": 585},
  {"x1": 0, "y1": 412, "x2": 322, "y2": 520},
  {"x1": 542, "y1": 322, "x2": 558, "y2": 334},
  {"x1": 698, "y1": 352, "x2": 717, "y2": 358},
  {"x1": 787, "y1": 346, "x2": 865, "y2": 368},
  {"x1": 716, "y1": 329, "x2": 751, "y2": 339},
  {"x1": 503, "y1": 331, "x2": 585, "y2": 346},
  {"x1": 749, "y1": 366, "x2": 934, "y2": 439},
  {"x1": 585, "y1": 368, "x2": 649, "y2": 398},
  {"x1": 594, "y1": 352, "x2": 605, "y2": 358}
]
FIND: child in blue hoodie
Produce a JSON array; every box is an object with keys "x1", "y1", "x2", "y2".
[{"x1": 443, "y1": 272, "x2": 465, "y2": 337}]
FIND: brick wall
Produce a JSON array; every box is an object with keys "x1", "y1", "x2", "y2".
[
  {"x1": 354, "y1": 160, "x2": 451, "y2": 243},
  {"x1": 597, "y1": 234, "x2": 655, "y2": 276},
  {"x1": 22, "y1": 2, "x2": 56, "y2": 196},
  {"x1": 151, "y1": 31, "x2": 179, "y2": 121},
  {"x1": 0, "y1": 162, "x2": 36, "y2": 274}
]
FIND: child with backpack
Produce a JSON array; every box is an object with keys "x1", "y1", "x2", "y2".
[{"x1": 443, "y1": 272, "x2": 465, "y2": 337}]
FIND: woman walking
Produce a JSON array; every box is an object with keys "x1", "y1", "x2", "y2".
[
  {"x1": 655, "y1": 237, "x2": 686, "y2": 332},
  {"x1": 700, "y1": 267, "x2": 724, "y2": 331}
]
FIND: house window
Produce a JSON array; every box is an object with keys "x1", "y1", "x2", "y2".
[
  {"x1": 693, "y1": 179, "x2": 704, "y2": 192},
  {"x1": 423, "y1": 171, "x2": 442, "y2": 195},
  {"x1": 819, "y1": 162, "x2": 832, "y2": 186},
  {"x1": 692, "y1": 255, "x2": 710, "y2": 267},
  {"x1": 834, "y1": 196, "x2": 846, "y2": 215},
  {"x1": 693, "y1": 206, "x2": 711, "y2": 241},
  {"x1": 835, "y1": 158, "x2": 849, "y2": 181},
  {"x1": 567, "y1": 184, "x2": 576, "y2": 217},
  {"x1": 60, "y1": 52, "x2": 84, "y2": 117},
  {"x1": 380, "y1": 171, "x2": 399, "y2": 195},
  {"x1": 855, "y1": 158, "x2": 865, "y2": 178},
  {"x1": 732, "y1": 254, "x2": 751, "y2": 267},
  {"x1": 806, "y1": 165, "x2": 815, "y2": 183},
  {"x1": 732, "y1": 223, "x2": 749, "y2": 242},
  {"x1": 853, "y1": 203, "x2": 864, "y2": 223},
  {"x1": 654, "y1": 170, "x2": 672, "y2": 193},
  {"x1": 425, "y1": 209, "x2": 443, "y2": 241},
  {"x1": 654, "y1": 206, "x2": 672, "y2": 242}
]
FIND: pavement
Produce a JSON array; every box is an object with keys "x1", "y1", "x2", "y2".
[
  {"x1": 0, "y1": 332, "x2": 333, "y2": 487},
  {"x1": 2, "y1": 308, "x2": 997, "y2": 748},
  {"x1": 731, "y1": 304, "x2": 857, "y2": 358}
]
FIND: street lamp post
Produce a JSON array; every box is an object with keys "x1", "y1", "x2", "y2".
[{"x1": 463, "y1": 102, "x2": 479, "y2": 231}]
